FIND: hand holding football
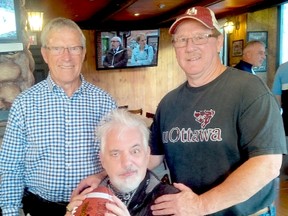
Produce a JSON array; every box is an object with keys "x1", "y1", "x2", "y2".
[{"x1": 72, "y1": 186, "x2": 114, "y2": 216}]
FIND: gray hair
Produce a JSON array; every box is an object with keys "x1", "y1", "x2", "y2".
[
  {"x1": 111, "y1": 36, "x2": 122, "y2": 45},
  {"x1": 243, "y1": 40, "x2": 265, "y2": 54},
  {"x1": 40, "y1": 17, "x2": 86, "y2": 48},
  {"x1": 96, "y1": 109, "x2": 150, "y2": 153}
]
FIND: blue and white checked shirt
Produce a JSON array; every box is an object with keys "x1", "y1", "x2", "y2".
[{"x1": 0, "y1": 75, "x2": 117, "y2": 215}]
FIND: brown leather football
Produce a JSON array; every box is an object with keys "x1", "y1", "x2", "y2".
[{"x1": 72, "y1": 186, "x2": 114, "y2": 216}]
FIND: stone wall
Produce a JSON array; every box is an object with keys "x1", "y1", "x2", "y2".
[{"x1": 0, "y1": 0, "x2": 35, "y2": 144}]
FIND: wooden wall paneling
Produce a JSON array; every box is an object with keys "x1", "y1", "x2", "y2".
[{"x1": 228, "y1": 14, "x2": 247, "y2": 67}]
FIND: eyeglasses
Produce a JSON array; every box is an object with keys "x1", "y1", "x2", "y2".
[
  {"x1": 45, "y1": 46, "x2": 83, "y2": 55},
  {"x1": 172, "y1": 33, "x2": 217, "y2": 48}
]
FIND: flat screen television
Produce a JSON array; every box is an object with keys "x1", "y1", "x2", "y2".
[
  {"x1": 95, "y1": 29, "x2": 159, "y2": 70},
  {"x1": 0, "y1": 0, "x2": 24, "y2": 53}
]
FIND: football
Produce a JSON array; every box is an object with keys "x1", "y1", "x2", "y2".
[{"x1": 72, "y1": 186, "x2": 114, "y2": 216}]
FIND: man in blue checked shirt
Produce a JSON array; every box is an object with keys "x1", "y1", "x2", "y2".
[{"x1": 0, "y1": 17, "x2": 117, "y2": 216}]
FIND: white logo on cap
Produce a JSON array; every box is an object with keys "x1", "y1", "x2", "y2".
[{"x1": 187, "y1": 7, "x2": 197, "y2": 15}]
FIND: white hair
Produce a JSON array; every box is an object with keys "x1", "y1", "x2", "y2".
[
  {"x1": 96, "y1": 109, "x2": 150, "y2": 153},
  {"x1": 111, "y1": 36, "x2": 122, "y2": 45}
]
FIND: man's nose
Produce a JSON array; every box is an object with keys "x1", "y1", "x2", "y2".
[{"x1": 121, "y1": 153, "x2": 132, "y2": 166}]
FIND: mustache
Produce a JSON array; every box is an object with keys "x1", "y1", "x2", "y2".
[{"x1": 120, "y1": 167, "x2": 136, "y2": 175}]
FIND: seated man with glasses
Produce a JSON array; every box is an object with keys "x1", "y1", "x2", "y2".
[
  {"x1": 65, "y1": 109, "x2": 179, "y2": 216},
  {"x1": 0, "y1": 17, "x2": 117, "y2": 216},
  {"x1": 103, "y1": 36, "x2": 128, "y2": 68}
]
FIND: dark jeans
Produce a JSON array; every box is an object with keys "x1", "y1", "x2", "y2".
[{"x1": 22, "y1": 190, "x2": 68, "y2": 216}]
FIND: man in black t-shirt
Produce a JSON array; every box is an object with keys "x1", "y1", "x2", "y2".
[{"x1": 148, "y1": 6, "x2": 286, "y2": 216}]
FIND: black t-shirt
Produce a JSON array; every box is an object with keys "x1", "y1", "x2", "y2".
[{"x1": 150, "y1": 67, "x2": 287, "y2": 215}]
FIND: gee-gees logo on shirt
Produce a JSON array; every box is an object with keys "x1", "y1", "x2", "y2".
[{"x1": 194, "y1": 109, "x2": 215, "y2": 129}]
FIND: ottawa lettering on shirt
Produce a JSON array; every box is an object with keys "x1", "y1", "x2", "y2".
[{"x1": 162, "y1": 127, "x2": 223, "y2": 143}]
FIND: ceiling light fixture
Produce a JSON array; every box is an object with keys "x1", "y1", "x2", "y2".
[
  {"x1": 159, "y1": 4, "x2": 165, "y2": 9},
  {"x1": 134, "y1": 13, "x2": 140, "y2": 16}
]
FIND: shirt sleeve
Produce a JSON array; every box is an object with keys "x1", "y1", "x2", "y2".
[
  {"x1": 0, "y1": 100, "x2": 26, "y2": 215},
  {"x1": 149, "y1": 106, "x2": 165, "y2": 155},
  {"x1": 238, "y1": 89, "x2": 287, "y2": 157},
  {"x1": 272, "y1": 70, "x2": 282, "y2": 95}
]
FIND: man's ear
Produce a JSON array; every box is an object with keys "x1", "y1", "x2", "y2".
[
  {"x1": 41, "y1": 47, "x2": 49, "y2": 64},
  {"x1": 99, "y1": 152, "x2": 104, "y2": 167},
  {"x1": 147, "y1": 146, "x2": 151, "y2": 157},
  {"x1": 216, "y1": 34, "x2": 224, "y2": 53}
]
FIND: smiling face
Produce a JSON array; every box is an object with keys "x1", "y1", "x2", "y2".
[
  {"x1": 100, "y1": 125, "x2": 150, "y2": 193},
  {"x1": 41, "y1": 27, "x2": 86, "y2": 89},
  {"x1": 172, "y1": 20, "x2": 224, "y2": 85}
]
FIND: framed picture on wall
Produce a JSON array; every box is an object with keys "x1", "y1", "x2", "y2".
[
  {"x1": 28, "y1": 32, "x2": 38, "y2": 46},
  {"x1": 247, "y1": 31, "x2": 268, "y2": 47},
  {"x1": 232, "y1": 40, "x2": 243, "y2": 57}
]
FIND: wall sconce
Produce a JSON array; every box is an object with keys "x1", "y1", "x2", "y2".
[
  {"x1": 235, "y1": 17, "x2": 240, "y2": 30},
  {"x1": 223, "y1": 21, "x2": 235, "y2": 34},
  {"x1": 27, "y1": 11, "x2": 44, "y2": 31}
]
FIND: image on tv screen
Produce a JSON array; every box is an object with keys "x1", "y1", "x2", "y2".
[
  {"x1": 95, "y1": 29, "x2": 160, "y2": 70},
  {"x1": 0, "y1": 0, "x2": 17, "y2": 41}
]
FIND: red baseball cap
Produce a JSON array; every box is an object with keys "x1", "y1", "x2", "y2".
[{"x1": 169, "y1": 6, "x2": 221, "y2": 34}]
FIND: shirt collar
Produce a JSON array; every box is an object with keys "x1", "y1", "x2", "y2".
[{"x1": 47, "y1": 73, "x2": 86, "y2": 95}]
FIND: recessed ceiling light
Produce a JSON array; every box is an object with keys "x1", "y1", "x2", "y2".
[
  {"x1": 159, "y1": 4, "x2": 165, "y2": 9},
  {"x1": 134, "y1": 13, "x2": 140, "y2": 16}
]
